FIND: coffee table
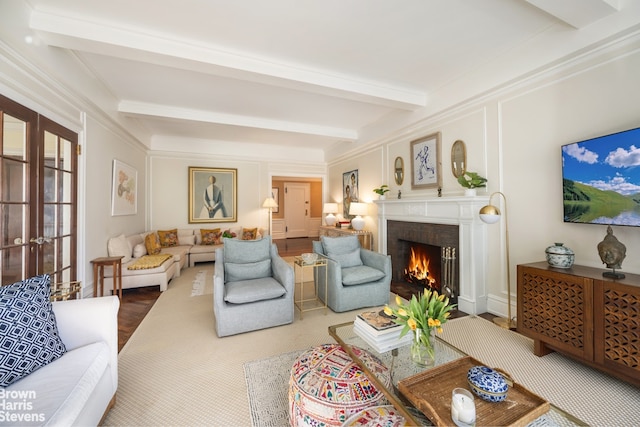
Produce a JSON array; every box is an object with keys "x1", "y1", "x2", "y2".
[{"x1": 329, "y1": 321, "x2": 586, "y2": 426}]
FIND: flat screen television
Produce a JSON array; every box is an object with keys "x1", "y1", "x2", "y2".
[{"x1": 562, "y1": 126, "x2": 640, "y2": 226}]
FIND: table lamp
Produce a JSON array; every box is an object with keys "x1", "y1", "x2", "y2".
[
  {"x1": 323, "y1": 203, "x2": 338, "y2": 226},
  {"x1": 479, "y1": 191, "x2": 515, "y2": 329},
  {"x1": 349, "y1": 202, "x2": 368, "y2": 231}
]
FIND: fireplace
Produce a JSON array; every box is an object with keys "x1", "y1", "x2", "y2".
[
  {"x1": 387, "y1": 221, "x2": 459, "y2": 303},
  {"x1": 375, "y1": 196, "x2": 489, "y2": 315}
]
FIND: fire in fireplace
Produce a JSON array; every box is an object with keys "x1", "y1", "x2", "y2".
[
  {"x1": 387, "y1": 220, "x2": 459, "y2": 303},
  {"x1": 404, "y1": 244, "x2": 439, "y2": 290}
]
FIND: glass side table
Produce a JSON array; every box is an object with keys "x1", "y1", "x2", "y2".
[{"x1": 293, "y1": 255, "x2": 328, "y2": 319}]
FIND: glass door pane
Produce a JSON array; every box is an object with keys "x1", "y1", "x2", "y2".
[
  {"x1": 0, "y1": 111, "x2": 32, "y2": 285},
  {"x1": 40, "y1": 122, "x2": 77, "y2": 285}
]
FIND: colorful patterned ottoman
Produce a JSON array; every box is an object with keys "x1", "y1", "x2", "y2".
[{"x1": 288, "y1": 343, "x2": 391, "y2": 427}]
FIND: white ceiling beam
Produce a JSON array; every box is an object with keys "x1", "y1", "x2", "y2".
[
  {"x1": 118, "y1": 100, "x2": 358, "y2": 140},
  {"x1": 525, "y1": 0, "x2": 620, "y2": 29},
  {"x1": 30, "y1": 8, "x2": 426, "y2": 110}
]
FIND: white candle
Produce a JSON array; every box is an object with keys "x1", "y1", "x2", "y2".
[{"x1": 451, "y1": 388, "x2": 476, "y2": 427}]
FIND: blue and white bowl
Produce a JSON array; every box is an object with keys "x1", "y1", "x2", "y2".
[
  {"x1": 467, "y1": 366, "x2": 509, "y2": 402},
  {"x1": 545, "y1": 243, "x2": 575, "y2": 268}
]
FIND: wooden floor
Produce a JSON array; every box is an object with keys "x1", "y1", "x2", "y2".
[{"x1": 116, "y1": 237, "x2": 501, "y2": 351}]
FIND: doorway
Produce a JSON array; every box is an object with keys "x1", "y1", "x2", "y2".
[
  {"x1": 0, "y1": 94, "x2": 78, "y2": 285},
  {"x1": 284, "y1": 182, "x2": 310, "y2": 238}
]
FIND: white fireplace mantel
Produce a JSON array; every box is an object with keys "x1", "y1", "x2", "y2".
[{"x1": 375, "y1": 196, "x2": 489, "y2": 315}]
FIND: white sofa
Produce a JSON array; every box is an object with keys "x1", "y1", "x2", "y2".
[
  {"x1": 103, "y1": 227, "x2": 263, "y2": 293},
  {"x1": 5, "y1": 296, "x2": 119, "y2": 426}
]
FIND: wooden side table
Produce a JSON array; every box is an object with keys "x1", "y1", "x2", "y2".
[{"x1": 91, "y1": 256, "x2": 124, "y2": 299}]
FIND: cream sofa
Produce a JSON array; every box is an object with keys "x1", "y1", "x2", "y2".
[
  {"x1": 103, "y1": 227, "x2": 262, "y2": 293},
  {"x1": 5, "y1": 295, "x2": 120, "y2": 426}
]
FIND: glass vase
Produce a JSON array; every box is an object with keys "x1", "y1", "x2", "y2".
[{"x1": 411, "y1": 328, "x2": 435, "y2": 367}]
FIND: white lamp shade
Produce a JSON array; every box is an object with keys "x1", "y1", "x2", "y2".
[
  {"x1": 323, "y1": 203, "x2": 338, "y2": 214},
  {"x1": 262, "y1": 197, "x2": 278, "y2": 209},
  {"x1": 349, "y1": 202, "x2": 368, "y2": 217}
]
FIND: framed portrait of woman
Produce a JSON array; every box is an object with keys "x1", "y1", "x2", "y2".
[{"x1": 188, "y1": 167, "x2": 237, "y2": 223}]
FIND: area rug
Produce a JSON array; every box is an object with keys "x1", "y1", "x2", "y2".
[
  {"x1": 245, "y1": 317, "x2": 640, "y2": 427},
  {"x1": 190, "y1": 269, "x2": 206, "y2": 296},
  {"x1": 439, "y1": 316, "x2": 640, "y2": 426}
]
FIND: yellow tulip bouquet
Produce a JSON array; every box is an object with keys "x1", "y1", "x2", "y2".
[{"x1": 384, "y1": 289, "x2": 456, "y2": 366}]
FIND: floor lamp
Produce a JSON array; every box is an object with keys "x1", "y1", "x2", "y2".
[
  {"x1": 262, "y1": 197, "x2": 278, "y2": 236},
  {"x1": 479, "y1": 191, "x2": 515, "y2": 330}
]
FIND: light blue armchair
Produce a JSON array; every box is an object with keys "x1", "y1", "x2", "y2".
[
  {"x1": 313, "y1": 235, "x2": 391, "y2": 312},
  {"x1": 213, "y1": 236, "x2": 294, "y2": 337}
]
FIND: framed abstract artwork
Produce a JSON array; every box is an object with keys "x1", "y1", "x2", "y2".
[
  {"x1": 111, "y1": 159, "x2": 137, "y2": 216},
  {"x1": 188, "y1": 167, "x2": 237, "y2": 223},
  {"x1": 411, "y1": 132, "x2": 442, "y2": 189}
]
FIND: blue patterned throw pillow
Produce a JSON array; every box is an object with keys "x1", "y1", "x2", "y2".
[{"x1": 0, "y1": 274, "x2": 67, "y2": 387}]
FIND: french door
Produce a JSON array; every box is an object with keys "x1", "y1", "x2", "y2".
[{"x1": 0, "y1": 94, "x2": 78, "y2": 286}]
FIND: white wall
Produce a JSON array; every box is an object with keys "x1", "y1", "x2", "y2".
[
  {"x1": 149, "y1": 151, "x2": 327, "y2": 234},
  {"x1": 328, "y1": 32, "x2": 640, "y2": 318},
  {"x1": 0, "y1": 0, "x2": 150, "y2": 294}
]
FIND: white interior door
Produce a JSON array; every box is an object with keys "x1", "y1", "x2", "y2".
[{"x1": 284, "y1": 183, "x2": 309, "y2": 238}]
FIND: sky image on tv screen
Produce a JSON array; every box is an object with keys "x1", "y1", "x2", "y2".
[{"x1": 562, "y1": 126, "x2": 640, "y2": 226}]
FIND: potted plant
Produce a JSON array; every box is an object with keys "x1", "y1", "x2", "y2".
[
  {"x1": 373, "y1": 185, "x2": 390, "y2": 200},
  {"x1": 457, "y1": 172, "x2": 487, "y2": 196}
]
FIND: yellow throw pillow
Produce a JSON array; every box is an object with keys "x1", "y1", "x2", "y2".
[
  {"x1": 158, "y1": 229, "x2": 178, "y2": 247},
  {"x1": 145, "y1": 233, "x2": 161, "y2": 255},
  {"x1": 200, "y1": 228, "x2": 222, "y2": 245},
  {"x1": 241, "y1": 227, "x2": 258, "y2": 240}
]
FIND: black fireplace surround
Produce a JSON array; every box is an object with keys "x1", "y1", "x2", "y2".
[{"x1": 386, "y1": 220, "x2": 459, "y2": 303}]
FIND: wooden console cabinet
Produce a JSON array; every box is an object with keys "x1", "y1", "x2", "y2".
[{"x1": 517, "y1": 262, "x2": 640, "y2": 387}]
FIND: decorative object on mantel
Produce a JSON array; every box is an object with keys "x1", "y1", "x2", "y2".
[
  {"x1": 545, "y1": 243, "x2": 575, "y2": 268},
  {"x1": 398, "y1": 190, "x2": 402, "y2": 199},
  {"x1": 373, "y1": 185, "x2": 390, "y2": 200},
  {"x1": 457, "y1": 171, "x2": 487, "y2": 197},
  {"x1": 394, "y1": 156, "x2": 404, "y2": 185},
  {"x1": 451, "y1": 139, "x2": 467, "y2": 178},
  {"x1": 479, "y1": 191, "x2": 515, "y2": 330},
  {"x1": 384, "y1": 291, "x2": 456, "y2": 367},
  {"x1": 597, "y1": 225, "x2": 627, "y2": 279},
  {"x1": 411, "y1": 132, "x2": 442, "y2": 190},
  {"x1": 323, "y1": 203, "x2": 338, "y2": 226},
  {"x1": 349, "y1": 202, "x2": 368, "y2": 231}
]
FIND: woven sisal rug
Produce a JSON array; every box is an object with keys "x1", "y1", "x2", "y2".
[{"x1": 245, "y1": 316, "x2": 640, "y2": 427}]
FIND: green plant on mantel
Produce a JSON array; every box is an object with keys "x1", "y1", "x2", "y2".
[
  {"x1": 373, "y1": 185, "x2": 390, "y2": 195},
  {"x1": 457, "y1": 172, "x2": 487, "y2": 189}
]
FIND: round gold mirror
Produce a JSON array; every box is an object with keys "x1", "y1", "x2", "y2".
[
  {"x1": 394, "y1": 157, "x2": 404, "y2": 185},
  {"x1": 451, "y1": 140, "x2": 467, "y2": 178}
]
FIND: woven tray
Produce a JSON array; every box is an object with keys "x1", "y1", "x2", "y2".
[{"x1": 397, "y1": 356, "x2": 550, "y2": 427}]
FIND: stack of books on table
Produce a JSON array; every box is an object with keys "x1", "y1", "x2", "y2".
[{"x1": 353, "y1": 310, "x2": 412, "y2": 353}]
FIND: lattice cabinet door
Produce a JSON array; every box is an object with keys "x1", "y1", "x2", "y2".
[
  {"x1": 594, "y1": 279, "x2": 640, "y2": 381},
  {"x1": 517, "y1": 263, "x2": 594, "y2": 361}
]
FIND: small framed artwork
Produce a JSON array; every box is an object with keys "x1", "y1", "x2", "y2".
[
  {"x1": 411, "y1": 132, "x2": 442, "y2": 189},
  {"x1": 189, "y1": 167, "x2": 237, "y2": 223},
  {"x1": 111, "y1": 159, "x2": 137, "y2": 216},
  {"x1": 271, "y1": 188, "x2": 279, "y2": 213},
  {"x1": 343, "y1": 169, "x2": 359, "y2": 218}
]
